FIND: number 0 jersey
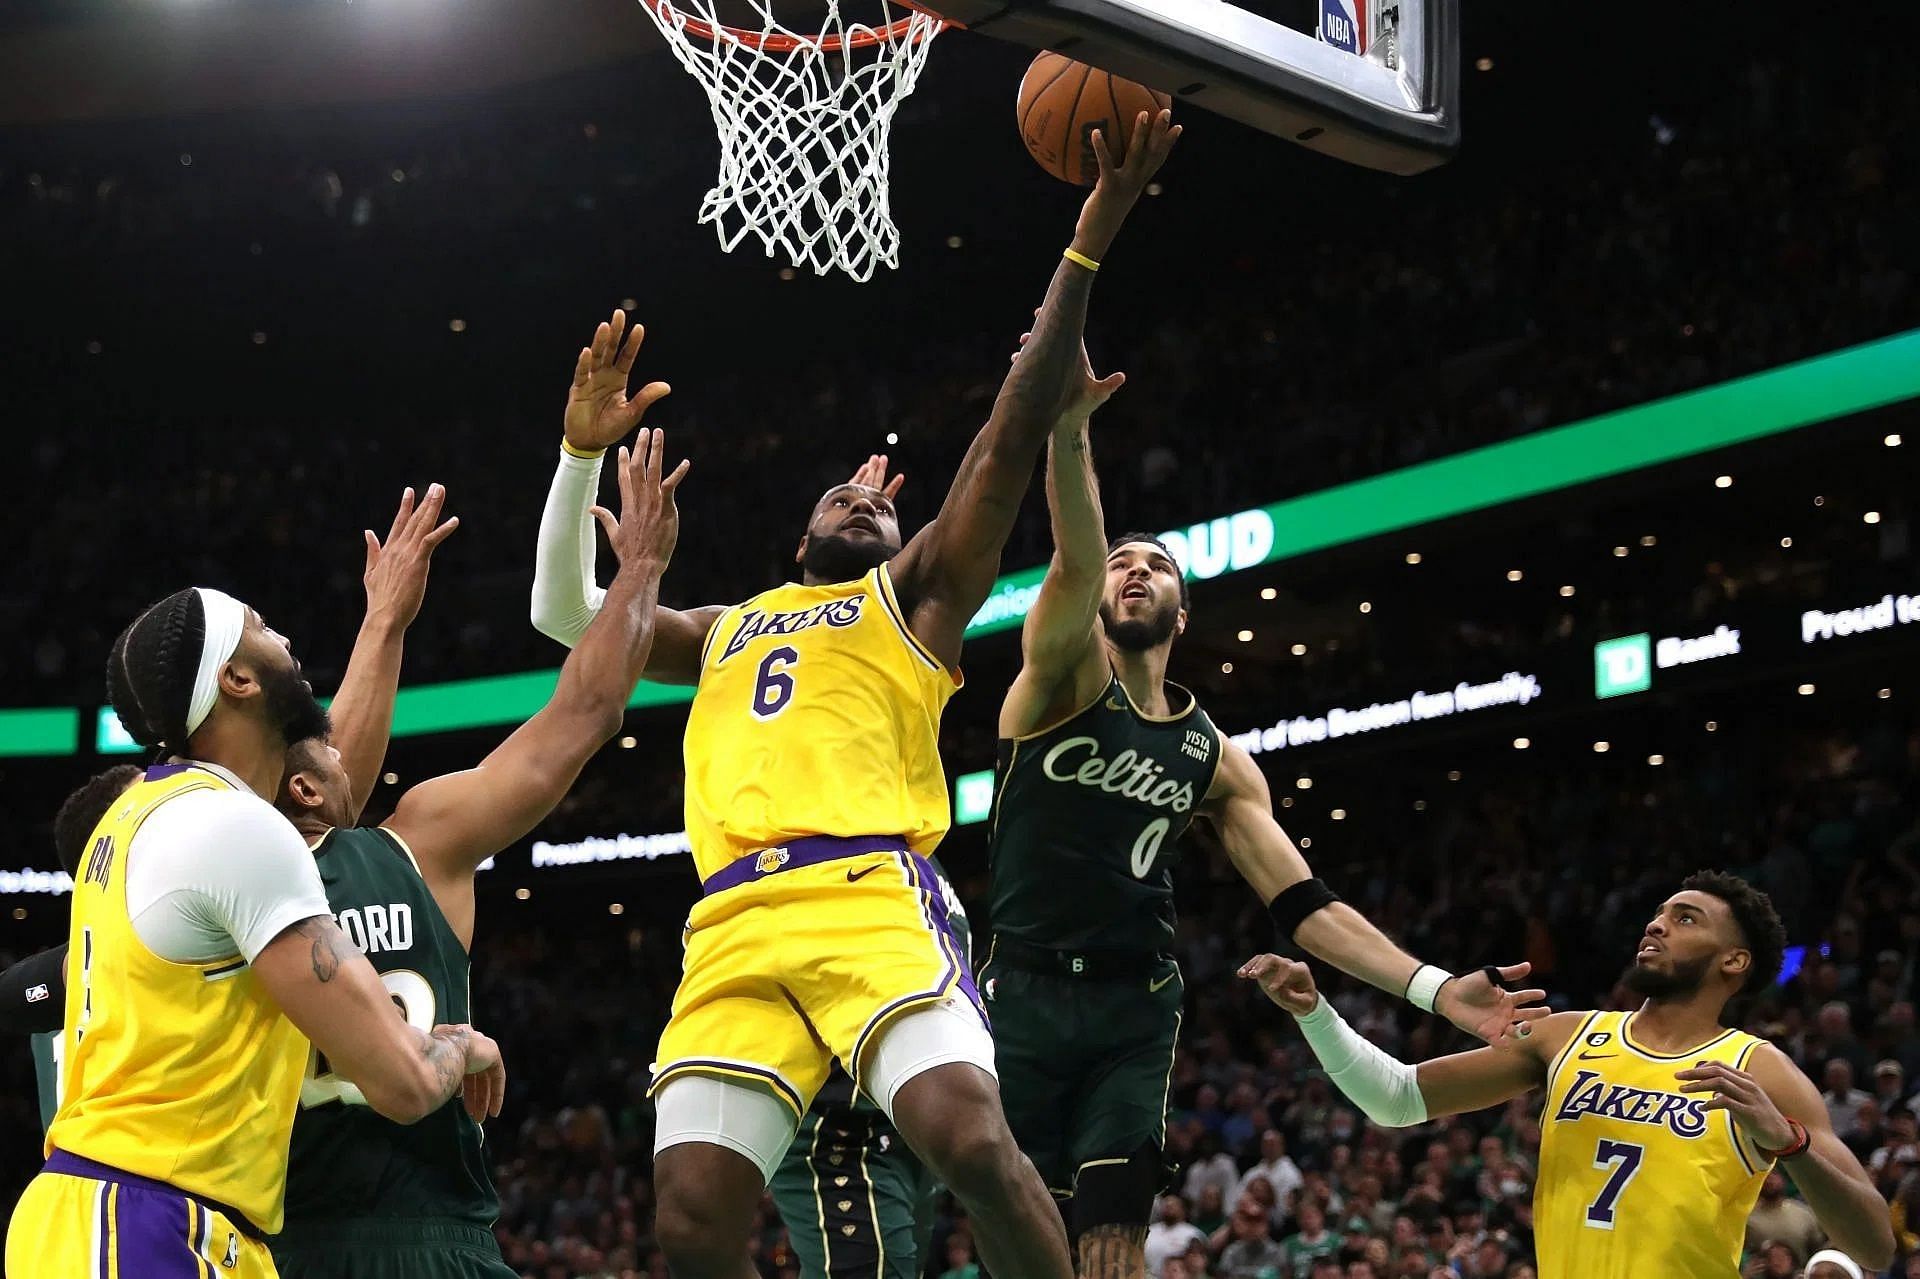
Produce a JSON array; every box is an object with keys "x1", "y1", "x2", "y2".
[
  {"x1": 1535, "y1": 1010, "x2": 1772, "y2": 1279},
  {"x1": 987, "y1": 676, "x2": 1220, "y2": 954},
  {"x1": 683, "y1": 564, "x2": 959, "y2": 881}
]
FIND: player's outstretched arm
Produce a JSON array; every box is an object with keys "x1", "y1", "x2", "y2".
[
  {"x1": 531, "y1": 308, "x2": 722, "y2": 683},
  {"x1": 254, "y1": 916, "x2": 504, "y2": 1125},
  {"x1": 1241, "y1": 954, "x2": 1572, "y2": 1124},
  {"x1": 328, "y1": 483, "x2": 459, "y2": 823},
  {"x1": 889, "y1": 112, "x2": 1178, "y2": 669},
  {"x1": 392, "y1": 431, "x2": 688, "y2": 940},
  {"x1": 1205, "y1": 742, "x2": 1547, "y2": 1044},
  {"x1": 1001, "y1": 331, "x2": 1127, "y2": 736},
  {"x1": 1679, "y1": 1047, "x2": 1895, "y2": 1268}
]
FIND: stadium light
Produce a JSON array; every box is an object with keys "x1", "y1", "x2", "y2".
[
  {"x1": 1648, "y1": 754, "x2": 1665, "y2": 765},
  {"x1": 1559, "y1": 584, "x2": 1576, "y2": 597},
  {"x1": 1237, "y1": 629, "x2": 1254, "y2": 642},
  {"x1": 619, "y1": 736, "x2": 637, "y2": 749},
  {"x1": 381, "y1": 771, "x2": 399, "y2": 785},
  {"x1": 1405, "y1": 552, "x2": 1422, "y2": 565},
  {"x1": 1296, "y1": 777, "x2": 1312, "y2": 790},
  {"x1": 1640, "y1": 534, "x2": 1657, "y2": 547},
  {"x1": 1613, "y1": 546, "x2": 1629, "y2": 557},
  {"x1": 1220, "y1": 662, "x2": 1233, "y2": 674},
  {"x1": 1715, "y1": 475, "x2": 1733, "y2": 488},
  {"x1": 1880, "y1": 688, "x2": 1893, "y2": 699},
  {"x1": 1513, "y1": 737, "x2": 1530, "y2": 750},
  {"x1": 1331, "y1": 809, "x2": 1347, "y2": 820},
  {"x1": 1506, "y1": 569, "x2": 1523, "y2": 582},
  {"x1": 609, "y1": 903, "x2": 625, "y2": 916},
  {"x1": 1888, "y1": 434, "x2": 1903, "y2": 447},
  {"x1": 1864, "y1": 511, "x2": 1882, "y2": 524},
  {"x1": 514, "y1": 888, "x2": 531, "y2": 901},
  {"x1": 1447, "y1": 770, "x2": 1462, "y2": 781},
  {"x1": 1290, "y1": 643, "x2": 1307, "y2": 655},
  {"x1": 1593, "y1": 741, "x2": 1610, "y2": 752},
  {"x1": 1261, "y1": 587, "x2": 1278, "y2": 600},
  {"x1": 1705, "y1": 721, "x2": 1718, "y2": 732},
  {"x1": 1798, "y1": 683, "x2": 1816, "y2": 695},
  {"x1": 1780, "y1": 537, "x2": 1793, "y2": 547},
  {"x1": 1358, "y1": 601, "x2": 1372, "y2": 614}
]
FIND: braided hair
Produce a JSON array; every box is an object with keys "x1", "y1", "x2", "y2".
[{"x1": 105, "y1": 588, "x2": 207, "y2": 754}]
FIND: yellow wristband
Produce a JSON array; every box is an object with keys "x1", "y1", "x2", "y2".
[
  {"x1": 561, "y1": 438, "x2": 605, "y2": 460},
  {"x1": 1063, "y1": 247, "x2": 1101, "y2": 273}
]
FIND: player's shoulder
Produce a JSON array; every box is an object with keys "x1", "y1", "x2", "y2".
[{"x1": 137, "y1": 784, "x2": 295, "y2": 847}]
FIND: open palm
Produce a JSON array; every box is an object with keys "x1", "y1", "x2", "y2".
[{"x1": 564, "y1": 308, "x2": 672, "y2": 454}]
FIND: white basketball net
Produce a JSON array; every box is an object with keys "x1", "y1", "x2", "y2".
[{"x1": 638, "y1": 0, "x2": 946, "y2": 282}]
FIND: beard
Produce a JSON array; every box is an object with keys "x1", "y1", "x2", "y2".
[
  {"x1": 1622, "y1": 951, "x2": 1714, "y2": 998},
  {"x1": 260, "y1": 662, "x2": 332, "y2": 745},
  {"x1": 802, "y1": 532, "x2": 895, "y2": 584},
  {"x1": 1100, "y1": 597, "x2": 1180, "y2": 651}
]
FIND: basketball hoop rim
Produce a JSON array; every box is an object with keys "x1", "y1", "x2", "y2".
[{"x1": 645, "y1": 0, "x2": 950, "y2": 52}]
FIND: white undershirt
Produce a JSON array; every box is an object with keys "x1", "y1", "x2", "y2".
[{"x1": 124, "y1": 763, "x2": 331, "y2": 965}]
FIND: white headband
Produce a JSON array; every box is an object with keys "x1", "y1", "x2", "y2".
[
  {"x1": 1805, "y1": 1250, "x2": 1864, "y2": 1279},
  {"x1": 185, "y1": 588, "x2": 247, "y2": 739}
]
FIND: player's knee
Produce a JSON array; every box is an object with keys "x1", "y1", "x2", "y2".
[
  {"x1": 654, "y1": 1183, "x2": 735, "y2": 1274},
  {"x1": 920, "y1": 1118, "x2": 1025, "y2": 1200}
]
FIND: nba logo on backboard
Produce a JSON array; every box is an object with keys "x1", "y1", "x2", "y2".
[{"x1": 1318, "y1": 0, "x2": 1368, "y2": 55}]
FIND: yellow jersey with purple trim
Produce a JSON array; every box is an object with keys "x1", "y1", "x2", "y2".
[
  {"x1": 45, "y1": 765, "x2": 310, "y2": 1236},
  {"x1": 1534, "y1": 1009, "x2": 1771, "y2": 1279},
  {"x1": 684, "y1": 564, "x2": 959, "y2": 882}
]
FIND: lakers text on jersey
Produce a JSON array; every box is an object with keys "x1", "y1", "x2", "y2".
[
  {"x1": 653, "y1": 565, "x2": 975, "y2": 1114},
  {"x1": 1534, "y1": 1010, "x2": 1772, "y2": 1279}
]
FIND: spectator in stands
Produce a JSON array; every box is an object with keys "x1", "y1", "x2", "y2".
[
  {"x1": 1744, "y1": 1172, "x2": 1824, "y2": 1266},
  {"x1": 1824, "y1": 1060, "x2": 1875, "y2": 1138},
  {"x1": 1234, "y1": 1130, "x2": 1305, "y2": 1214},
  {"x1": 1147, "y1": 1196, "x2": 1209, "y2": 1279}
]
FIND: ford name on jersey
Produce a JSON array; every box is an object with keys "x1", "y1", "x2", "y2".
[
  {"x1": 720, "y1": 596, "x2": 865, "y2": 662},
  {"x1": 1041, "y1": 737, "x2": 1197, "y2": 813},
  {"x1": 1552, "y1": 1068, "x2": 1711, "y2": 1138},
  {"x1": 334, "y1": 902, "x2": 414, "y2": 956}
]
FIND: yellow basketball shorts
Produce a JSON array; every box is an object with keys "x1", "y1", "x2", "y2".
[
  {"x1": 7, "y1": 1151, "x2": 277, "y2": 1278},
  {"x1": 651, "y1": 836, "x2": 981, "y2": 1116}
]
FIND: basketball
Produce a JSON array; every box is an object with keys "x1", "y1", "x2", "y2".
[{"x1": 1016, "y1": 52, "x2": 1172, "y2": 186}]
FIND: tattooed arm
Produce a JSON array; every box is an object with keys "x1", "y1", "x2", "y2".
[{"x1": 253, "y1": 916, "x2": 504, "y2": 1124}]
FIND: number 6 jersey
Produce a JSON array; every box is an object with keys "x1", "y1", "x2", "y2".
[
  {"x1": 1535, "y1": 1009, "x2": 1772, "y2": 1279},
  {"x1": 282, "y1": 826, "x2": 496, "y2": 1232},
  {"x1": 683, "y1": 564, "x2": 959, "y2": 881}
]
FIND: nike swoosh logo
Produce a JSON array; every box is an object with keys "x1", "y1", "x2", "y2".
[
  {"x1": 1106, "y1": 698, "x2": 1126, "y2": 711},
  {"x1": 1578, "y1": 1052, "x2": 1616, "y2": 1061},
  {"x1": 846, "y1": 865, "x2": 881, "y2": 883},
  {"x1": 1148, "y1": 972, "x2": 1178, "y2": 993}
]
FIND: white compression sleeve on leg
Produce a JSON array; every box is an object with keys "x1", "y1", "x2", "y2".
[
  {"x1": 652, "y1": 1074, "x2": 799, "y2": 1183},
  {"x1": 530, "y1": 446, "x2": 607, "y2": 647},
  {"x1": 1295, "y1": 997, "x2": 1429, "y2": 1128}
]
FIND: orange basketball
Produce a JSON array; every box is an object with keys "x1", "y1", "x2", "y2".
[{"x1": 1016, "y1": 52, "x2": 1171, "y2": 186}]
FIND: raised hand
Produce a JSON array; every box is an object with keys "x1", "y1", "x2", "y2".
[
  {"x1": 363, "y1": 484, "x2": 460, "y2": 631},
  {"x1": 564, "y1": 308, "x2": 672, "y2": 456},
  {"x1": 1239, "y1": 953, "x2": 1321, "y2": 1016},
  {"x1": 1076, "y1": 108, "x2": 1181, "y2": 257},
  {"x1": 1436, "y1": 963, "x2": 1552, "y2": 1046},
  {"x1": 591, "y1": 428, "x2": 691, "y2": 571},
  {"x1": 848, "y1": 453, "x2": 906, "y2": 502},
  {"x1": 1675, "y1": 1060, "x2": 1796, "y2": 1150}
]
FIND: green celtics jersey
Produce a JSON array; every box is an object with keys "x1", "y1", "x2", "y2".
[
  {"x1": 988, "y1": 676, "x2": 1221, "y2": 953},
  {"x1": 284, "y1": 827, "x2": 497, "y2": 1229},
  {"x1": 32, "y1": 1030, "x2": 59, "y2": 1132}
]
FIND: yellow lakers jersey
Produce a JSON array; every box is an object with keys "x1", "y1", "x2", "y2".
[
  {"x1": 683, "y1": 564, "x2": 959, "y2": 881},
  {"x1": 1536, "y1": 1010, "x2": 1771, "y2": 1279},
  {"x1": 48, "y1": 765, "x2": 311, "y2": 1233}
]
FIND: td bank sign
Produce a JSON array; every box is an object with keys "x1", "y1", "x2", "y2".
[{"x1": 1594, "y1": 626, "x2": 1743, "y2": 699}]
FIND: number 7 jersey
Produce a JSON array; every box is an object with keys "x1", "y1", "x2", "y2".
[
  {"x1": 1535, "y1": 1010, "x2": 1772, "y2": 1279},
  {"x1": 683, "y1": 564, "x2": 960, "y2": 882}
]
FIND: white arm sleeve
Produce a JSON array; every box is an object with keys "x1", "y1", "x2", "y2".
[
  {"x1": 1294, "y1": 995, "x2": 1430, "y2": 1128},
  {"x1": 125, "y1": 789, "x2": 332, "y2": 965},
  {"x1": 531, "y1": 446, "x2": 607, "y2": 648}
]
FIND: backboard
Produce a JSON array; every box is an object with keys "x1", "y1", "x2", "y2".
[{"x1": 928, "y1": 0, "x2": 1459, "y2": 174}]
